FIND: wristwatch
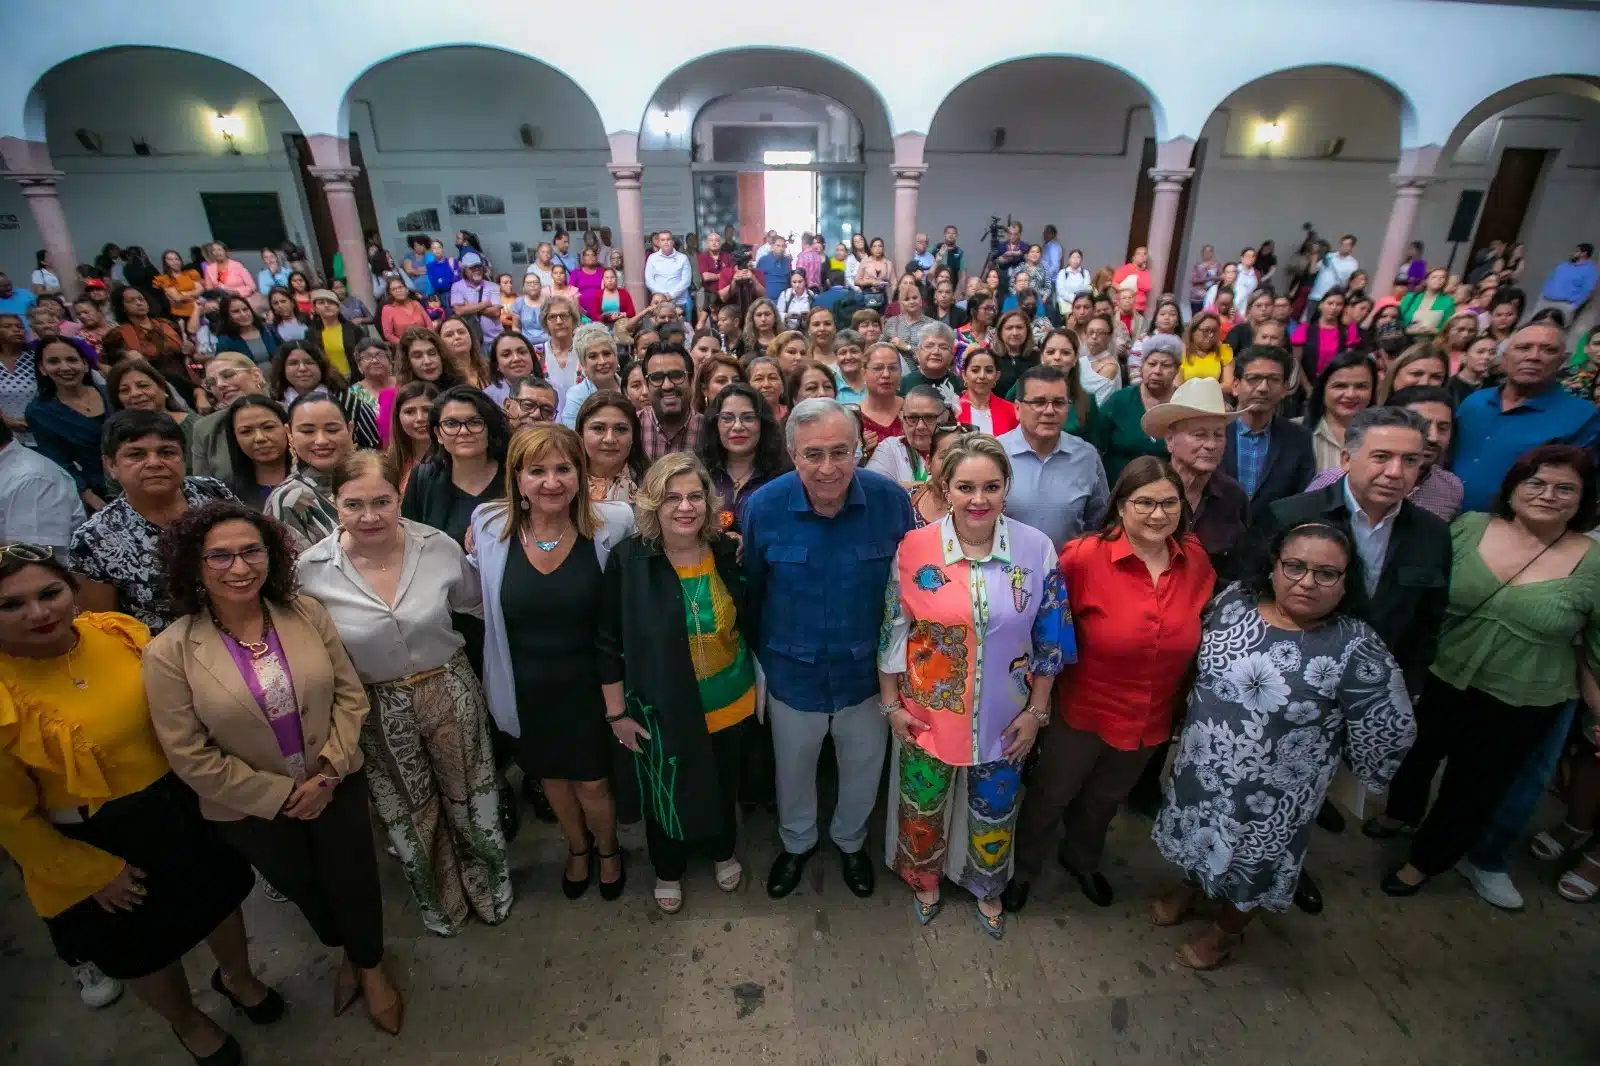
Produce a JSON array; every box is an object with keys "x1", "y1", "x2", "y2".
[{"x1": 1023, "y1": 704, "x2": 1050, "y2": 727}]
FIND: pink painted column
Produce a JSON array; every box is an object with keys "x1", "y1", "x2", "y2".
[
  {"x1": 308, "y1": 166, "x2": 373, "y2": 303},
  {"x1": 1144, "y1": 168, "x2": 1192, "y2": 302},
  {"x1": 891, "y1": 133, "x2": 927, "y2": 272},
  {"x1": 607, "y1": 132, "x2": 647, "y2": 308},
  {"x1": 1374, "y1": 147, "x2": 1442, "y2": 296},
  {"x1": 1, "y1": 139, "x2": 80, "y2": 299}
]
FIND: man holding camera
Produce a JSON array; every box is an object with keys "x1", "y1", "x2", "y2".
[{"x1": 718, "y1": 246, "x2": 767, "y2": 327}]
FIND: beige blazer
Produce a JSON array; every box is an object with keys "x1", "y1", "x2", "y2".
[{"x1": 144, "y1": 595, "x2": 369, "y2": 822}]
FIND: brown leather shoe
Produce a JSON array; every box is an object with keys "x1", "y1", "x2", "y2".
[
  {"x1": 332, "y1": 957, "x2": 361, "y2": 1017},
  {"x1": 361, "y1": 965, "x2": 404, "y2": 1036}
]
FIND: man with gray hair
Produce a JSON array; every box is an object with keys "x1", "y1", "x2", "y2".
[
  {"x1": 743, "y1": 397, "x2": 914, "y2": 900},
  {"x1": 1246, "y1": 403, "x2": 1450, "y2": 913}
]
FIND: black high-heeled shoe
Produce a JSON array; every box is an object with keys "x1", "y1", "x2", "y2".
[
  {"x1": 209, "y1": 968, "x2": 285, "y2": 1024},
  {"x1": 596, "y1": 845, "x2": 627, "y2": 901},
  {"x1": 172, "y1": 1026, "x2": 242, "y2": 1066},
  {"x1": 563, "y1": 842, "x2": 594, "y2": 900}
]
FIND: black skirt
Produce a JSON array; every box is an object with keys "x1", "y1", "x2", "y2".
[{"x1": 45, "y1": 773, "x2": 253, "y2": 980}]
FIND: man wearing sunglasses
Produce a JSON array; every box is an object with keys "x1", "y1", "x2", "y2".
[
  {"x1": 637, "y1": 343, "x2": 699, "y2": 460},
  {"x1": 68, "y1": 409, "x2": 236, "y2": 631}
]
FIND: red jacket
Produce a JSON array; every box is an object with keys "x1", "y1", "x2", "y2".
[
  {"x1": 957, "y1": 394, "x2": 1018, "y2": 435},
  {"x1": 580, "y1": 286, "x2": 636, "y2": 324}
]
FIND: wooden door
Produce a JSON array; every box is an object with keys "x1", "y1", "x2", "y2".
[{"x1": 1471, "y1": 147, "x2": 1549, "y2": 262}]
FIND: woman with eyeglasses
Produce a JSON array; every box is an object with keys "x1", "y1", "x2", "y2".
[
  {"x1": 144, "y1": 502, "x2": 405, "y2": 1032},
  {"x1": 297, "y1": 452, "x2": 512, "y2": 937},
  {"x1": 539, "y1": 295, "x2": 583, "y2": 399},
  {"x1": 1150, "y1": 521, "x2": 1414, "y2": 970},
  {"x1": 697, "y1": 382, "x2": 788, "y2": 532},
  {"x1": 856, "y1": 342, "x2": 906, "y2": 458},
  {"x1": 865, "y1": 384, "x2": 946, "y2": 489},
  {"x1": 263, "y1": 395, "x2": 355, "y2": 549},
  {"x1": 349, "y1": 337, "x2": 396, "y2": 414},
  {"x1": 576, "y1": 390, "x2": 648, "y2": 504},
  {"x1": 1376, "y1": 446, "x2": 1600, "y2": 905},
  {"x1": 0, "y1": 545, "x2": 278, "y2": 1064},
  {"x1": 400, "y1": 386, "x2": 508, "y2": 551}
]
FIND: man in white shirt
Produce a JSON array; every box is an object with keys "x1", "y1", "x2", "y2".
[
  {"x1": 0, "y1": 418, "x2": 85, "y2": 554},
  {"x1": 1310, "y1": 235, "x2": 1359, "y2": 303},
  {"x1": 643, "y1": 231, "x2": 694, "y2": 318},
  {"x1": 1233, "y1": 246, "x2": 1260, "y2": 310},
  {"x1": 910, "y1": 233, "x2": 934, "y2": 273}
]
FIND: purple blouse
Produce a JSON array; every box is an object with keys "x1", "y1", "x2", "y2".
[{"x1": 222, "y1": 629, "x2": 308, "y2": 782}]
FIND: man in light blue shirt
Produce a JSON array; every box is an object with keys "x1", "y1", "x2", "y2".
[
  {"x1": 999, "y1": 365, "x2": 1109, "y2": 552},
  {"x1": 1041, "y1": 225, "x2": 1063, "y2": 279},
  {"x1": 1536, "y1": 243, "x2": 1597, "y2": 322},
  {"x1": 910, "y1": 232, "x2": 934, "y2": 273},
  {"x1": 1309, "y1": 235, "x2": 1359, "y2": 303},
  {"x1": 551, "y1": 229, "x2": 580, "y2": 271},
  {"x1": 0, "y1": 273, "x2": 37, "y2": 322}
]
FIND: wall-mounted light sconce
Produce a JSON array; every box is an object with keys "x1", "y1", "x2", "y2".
[
  {"x1": 211, "y1": 111, "x2": 245, "y2": 155},
  {"x1": 1254, "y1": 120, "x2": 1285, "y2": 146}
]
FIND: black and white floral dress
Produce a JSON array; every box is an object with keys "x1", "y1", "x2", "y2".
[{"x1": 1152, "y1": 583, "x2": 1416, "y2": 912}]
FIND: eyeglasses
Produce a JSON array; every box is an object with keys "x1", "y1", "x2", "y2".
[
  {"x1": 510, "y1": 398, "x2": 558, "y2": 417},
  {"x1": 647, "y1": 369, "x2": 688, "y2": 386},
  {"x1": 0, "y1": 543, "x2": 51, "y2": 563},
  {"x1": 1241, "y1": 373, "x2": 1284, "y2": 388},
  {"x1": 1018, "y1": 398, "x2": 1069, "y2": 411},
  {"x1": 1278, "y1": 559, "x2": 1345, "y2": 587},
  {"x1": 1126, "y1": 497, "x2": 1182, "y2": 515},
  {"x1": 717, "y1": 412, "x2": 759, "y2": 427},
  {"x1": 664, "y1": 491, "x2": 707, "y2": 508},
  {"x1": 544, "y1": 312, "x2": 572, "y2": 322},
  {"x1": 1519, "y1": 477, "x2": 1581, "y2": 501},
  {"x1": 798, "y1": 446, "x2": 855, "y2": 466},
  {"x1": 202, "y1": 545, "x2": 269, "y2": 571},
  {"x1": 902, "y1": 413, "x2": 943, "y2": 427},
  {"x1": 439, "y1": 417, "x2": 487, "y2": 435}
]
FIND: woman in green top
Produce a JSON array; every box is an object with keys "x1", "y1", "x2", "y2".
[
  {"x1": 1092, "y1": 340, "x2": 1178, "y2": 486},
  {"x1": 1379, "y1": 444, "x2": 1600, "y2": 898},
  {"x1": 1032, "y1": 328, "x2": 1098, "y2": 442},
  {"x1": 1398, "y1": 267, "x2": 1455, "y2": 337}
]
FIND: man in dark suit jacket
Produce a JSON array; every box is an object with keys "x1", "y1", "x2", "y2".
[
  {"x1": 1247, "y1": 405, "x2": 1451, "y2": 912},
  {"x1": 1224, "y1": 346, "x2": 1317, "y2": 524}
]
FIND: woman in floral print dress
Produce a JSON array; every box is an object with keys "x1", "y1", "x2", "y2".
[{"x1": 1150, "y1": 521, "x2": 1415, "y2": 969}]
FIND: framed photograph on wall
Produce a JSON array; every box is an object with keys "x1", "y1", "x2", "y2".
[
  {"x1": 475, "y1": 194, "x2": 505, "y2": 216},
  {"x1": 396, "y1": 208, "x2": 441, "y2": 232},
  {"x1": 448, "y1": 195, "x2": 478, "y2": 216}
]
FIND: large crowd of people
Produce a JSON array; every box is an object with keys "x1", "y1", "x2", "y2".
[{"x1": 0, "y1": 221, "x2": 1598, "y2": 1064}]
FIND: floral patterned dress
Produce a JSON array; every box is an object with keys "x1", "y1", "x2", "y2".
[{"x1": 1152, "y1": 583, "x2": 1416, "y2": 912}]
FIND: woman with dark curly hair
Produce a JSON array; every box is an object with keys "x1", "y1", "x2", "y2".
[
  {"x1": 143, "y1": 502, "x2": 404, "y2": 1033},
  {"x1": 696, "y1": 382, "x2": 788, "y2": 532}
]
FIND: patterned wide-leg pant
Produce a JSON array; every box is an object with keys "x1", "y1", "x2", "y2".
[
  {"x1": 892, "y1": 743, "x2": 1022, "y2": 901},
  {"x1": 361, "y1": 651, "x2": 513, "y2": 936}
]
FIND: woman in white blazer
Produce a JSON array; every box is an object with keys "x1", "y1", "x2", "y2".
[{"x1": 470, "y1": 423, "x2": 635, "y2": 902}]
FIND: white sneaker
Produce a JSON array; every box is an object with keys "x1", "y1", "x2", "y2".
[
  {"x1": 1456, "y1": 860, "x2": 1525, "y2": 911},
  {"x1": 72, "y1": 962, "x2": 123, "y2": 1008}
]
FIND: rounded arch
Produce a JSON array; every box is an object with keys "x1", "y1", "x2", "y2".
[
  {"x1": 925, "y1": 54, "x2": 1168, "y2": 145},
  {"x1": 1189, "y1": 62, "x2": 1419, "y2": 151},
  {"x1": 1440, "y1": 74, "x2": 1600, "y2": 160},
  {"x1": 636, "y1": 46, "x2": 894, "y2": 153},
  {"x1": 334, "y1": 44, "x2": 605, "y2": 145}
]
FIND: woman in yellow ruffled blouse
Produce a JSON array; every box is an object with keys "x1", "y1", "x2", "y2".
[{"x1": 0, "y1": 546, "x2": 281, "y2": 1066}]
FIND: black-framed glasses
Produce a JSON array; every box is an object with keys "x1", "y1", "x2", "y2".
[
  {"x1": 647, "y1": 369, "x2": 688, "y2": 386},
  {"x1": 1277, "y1": 559, "x2": 1345, "y2": 587},
  {"x1": 439, "y1": 417, "x2": 487, "y2": 435},
  {"x1": 509, "y1": 398, "x2": 558, "y2": 417},
  {"x1": 1017, "y1": 398, "x2": 1068, "y2": 411},
  {"x1": 0, "y1": 543, "x2": 51, "y2": 563},
  {"x1": 1127, "y1": 497, "x2": 1182, "y2": 515},
  {"x1": 202, "y1": 545, "x2": 269, "y2": 571}
]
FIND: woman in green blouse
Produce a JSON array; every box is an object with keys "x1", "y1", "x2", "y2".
[
  {"x1": 1379, "y1": 444, "x2": 1600, "y2": 898},
  {"x1": 1092, "y1": 339, "x2": 1178, "y2": 486}
]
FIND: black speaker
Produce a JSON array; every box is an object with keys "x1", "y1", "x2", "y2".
[{"x1": 1447, "y1": 190, "x2": 1484, "y2": 244}]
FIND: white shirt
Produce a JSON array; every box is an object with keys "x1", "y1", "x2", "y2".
[
  {"x1": 1055, "y1": 268, "x2": 1092, "y2": 312},
  {"x1": 777, "y1": 288, "x2": 812, "y2": 321},
  {"x1": 541, "y1": 343, "x2": 582, "y2": 398},
  {"x1": 1312, "y1": 253, "x2": 1359, "y2": 300},
  {"x1": 1343, "y1": 479, "x2": 1400, "y2": 598},
  {"x1": 864, "y1": 436, "x2": 925, "y2": 485},
  {"x1": 30, "y1": 268, "x2": 60, "y2": 293},
  {"x1": 1078, "y1": 349, "x2": 1123, "y2": 406},
  {"x1": 643, "y1": 249, "x2": 692, "y2": 300},
  {"x1": 1233, "y1": 266, "x2": 1259, "y2": 310},
  {"x1": 0, "y1": 441, "x2": 86, "y2": 549},
  {"x1": 296, "y1": 520, "x2": 482, "y2": 684}
]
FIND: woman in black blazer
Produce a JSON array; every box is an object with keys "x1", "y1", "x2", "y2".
[{"x1": 597, "y1": 453, "x2": 758, "y2": 914}]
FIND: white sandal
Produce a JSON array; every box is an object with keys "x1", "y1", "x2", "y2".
[
  {"x1": 714, "y1": 858, "x2": 743, "y2": 892},
  {"x1": 654, "y1": 880, "x2": 683, "y2": 913},
  {"x1": 1557, "y1": 854, "x2": 1600, "y2": 903},
  {"x1": 1531, "y1": 824, "x2": 1591, "y2": 862}
]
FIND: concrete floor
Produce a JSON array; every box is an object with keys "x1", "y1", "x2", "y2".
[{"x1": 2, "y1": 792, "x2": 1597, "y2": 1066}]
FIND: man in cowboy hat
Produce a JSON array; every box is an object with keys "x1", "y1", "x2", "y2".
[{"x1": 1139, "y1": 377, "x2": 1250, "y2": 570}]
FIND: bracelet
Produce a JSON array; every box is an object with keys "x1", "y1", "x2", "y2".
[
  {"x1": 878, "y1": 701, "x2": 901, "y2": 718},
  {"x1": 1023, "y1": 704, "x2": 1050, "y2": 727},
  {"x1": 605, "y1": 712, "x2": 629, "y2": 724}
]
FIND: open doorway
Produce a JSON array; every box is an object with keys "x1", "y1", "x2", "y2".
[{"x1": 761, "y1": 151, "x2": 818, "y2": 242}]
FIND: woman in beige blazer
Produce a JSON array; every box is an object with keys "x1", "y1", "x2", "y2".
[{"x1": 143, "y1": 501, "x2": 404, "y2": 1036}]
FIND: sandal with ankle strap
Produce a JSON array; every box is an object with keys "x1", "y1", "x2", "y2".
[
  {"x1": 654, "y1": 880, "x2": 683, "y2": 913},
  {"x1": 597, "y1": 845, "x2": 627, "y2": 901},
  {"x1": 714, "y1": 858, "x2": 744, "y2": 892},
  {"x1": 1532, "y1": 823, "x2": 1592, "y2": 862},
  {"x1": 562, "y1": 842, "x2": 593, "y2": 900},
  {"x1": 1558, "y1": 853, "x2": 1600, "y2": 902},
  {"x1": 1176, "y1": 927, "x2": 1243, "y2": 971}
]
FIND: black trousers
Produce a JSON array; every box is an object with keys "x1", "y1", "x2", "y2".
[
  {"x1": 1397, "y1": 676, "x2": 1567, "y2": 877},
  {"x1": 216, "y1": 769, "x2": 385, "y2": 968},
  {"x1": 645, "y1": 721, "x2": 745, "y2": 881}
]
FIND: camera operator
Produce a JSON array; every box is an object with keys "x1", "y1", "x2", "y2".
[
  {"x1": 698, "y1": 231, "x2": 733, "y2": 314},
  {"x1": 717, "y1": 244, "x2": 767, "y2": 328}
]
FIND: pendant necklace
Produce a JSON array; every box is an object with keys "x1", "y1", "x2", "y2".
[
  {"x1": 63, "y1": 634, "x2": 88, "y2": 689},
  {"x1": 212, "y1": 608, "x2": 274, "y2": 659},
  {"x1": 522, "y1": 526, "x2": 569, "y2": 553}
]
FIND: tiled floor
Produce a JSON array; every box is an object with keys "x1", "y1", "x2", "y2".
[{"x1": 3, "y1": 795, "x2": 1597, "y2": 1065}]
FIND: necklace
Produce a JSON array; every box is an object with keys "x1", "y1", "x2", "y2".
[
  {"x1": 63, "y1": 632, "x2": 87, "y2": 689},
  {"x1": 212, "y1": 608, "x2": 274, "y2": 659},
  {"x1": 521, "y1": 525, "x2": 570, "y2": 553}
]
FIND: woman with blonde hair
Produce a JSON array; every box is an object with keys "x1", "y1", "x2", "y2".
[
  {"x1": 1376, "y1": 344, "x2": 1449, "y2": 404},
  {"x1": 471, "y1": 424, "x2": 635, "y2": 901},
  {"x1": 1178, "y1": 310, "x2": 1234, "y2": 388},
  {"x1": 597, "y1": 454, "x2": 757, "y2": 912},
  {"x1": 766, "y1": 330, "x2": 809, "y2": 377},
  {"x1": 740, "y1": 298, "x2": 781, "y2": 358}
]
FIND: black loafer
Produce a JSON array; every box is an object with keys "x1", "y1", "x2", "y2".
[
  {"x1": 1000, "y1": 879, "x2": 1030, "y2": 913},
  {"x1": 1293, "y1": 870, "x2": 1324, "y2": 914},
  {"x1": 173, "y1": 1027, "x2": 242, "y2": 1066},
  {"x1": 1315, "y1": 801, "x2": 1346, "y2": 834},
  {"x1": 766, "y1": 846, "x2": 817, "y2": 899},
  {"x1": 210, "y1": 968, "x2": 285, "y2": 1025},
  {"x1": 1380, "y1": 868, "x2": 1428, "y2": 897},
  {"x1": 1076, "y1": 871, "x2": 1114, "y2": 908},
  {"x1": 838, "y1": 846, "x2": 875, "y2": 898}
]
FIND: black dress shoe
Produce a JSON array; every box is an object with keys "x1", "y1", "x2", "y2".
[
  {"x1": 210, "y1": 968, "x2": 285, "y2": 1024},
  {"x1": 597, "y1": 845, "x2": 626, "y2": 902},
  {"x1": 838, "y1": 846, "x2": 875, "y2": 898},
  {"x1": 1315, "y1": 800, "x2": 1346, "y2": 834},
  {"x1": 563, "y1": 841, "x2": 593, "y2": 900},
  {"x1": 1076, "y1": 871, "x2": 1114, "y2": 907},
  {"x1": 173, "y1": 1027, "x2": 242, "y2": 1066},
  {"x1": 1293, "y1": 870, "x2": 1324, "y2": 914},
  {"x1": 1000, "y1": 879, "x2": 1030, "y2": 913},
  {"x1": 766, "y1": 846, "x2": 817, "y2": 899},
  {"x1": 1380, "y1": 867, "x2": 1428, "y2": 897}
]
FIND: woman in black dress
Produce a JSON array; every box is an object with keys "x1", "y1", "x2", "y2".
[{"x1": 470, "y1": 424, "x2": 636, "y2": 901}]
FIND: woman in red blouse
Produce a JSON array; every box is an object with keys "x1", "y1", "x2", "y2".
[{"x1": 1005, "y1": 456, "x2": 1216, "y2": 912}]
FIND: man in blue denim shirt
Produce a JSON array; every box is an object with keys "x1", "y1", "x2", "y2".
[{"x1": 743, "y1": 398, "x2": 913, "y2": 900}]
